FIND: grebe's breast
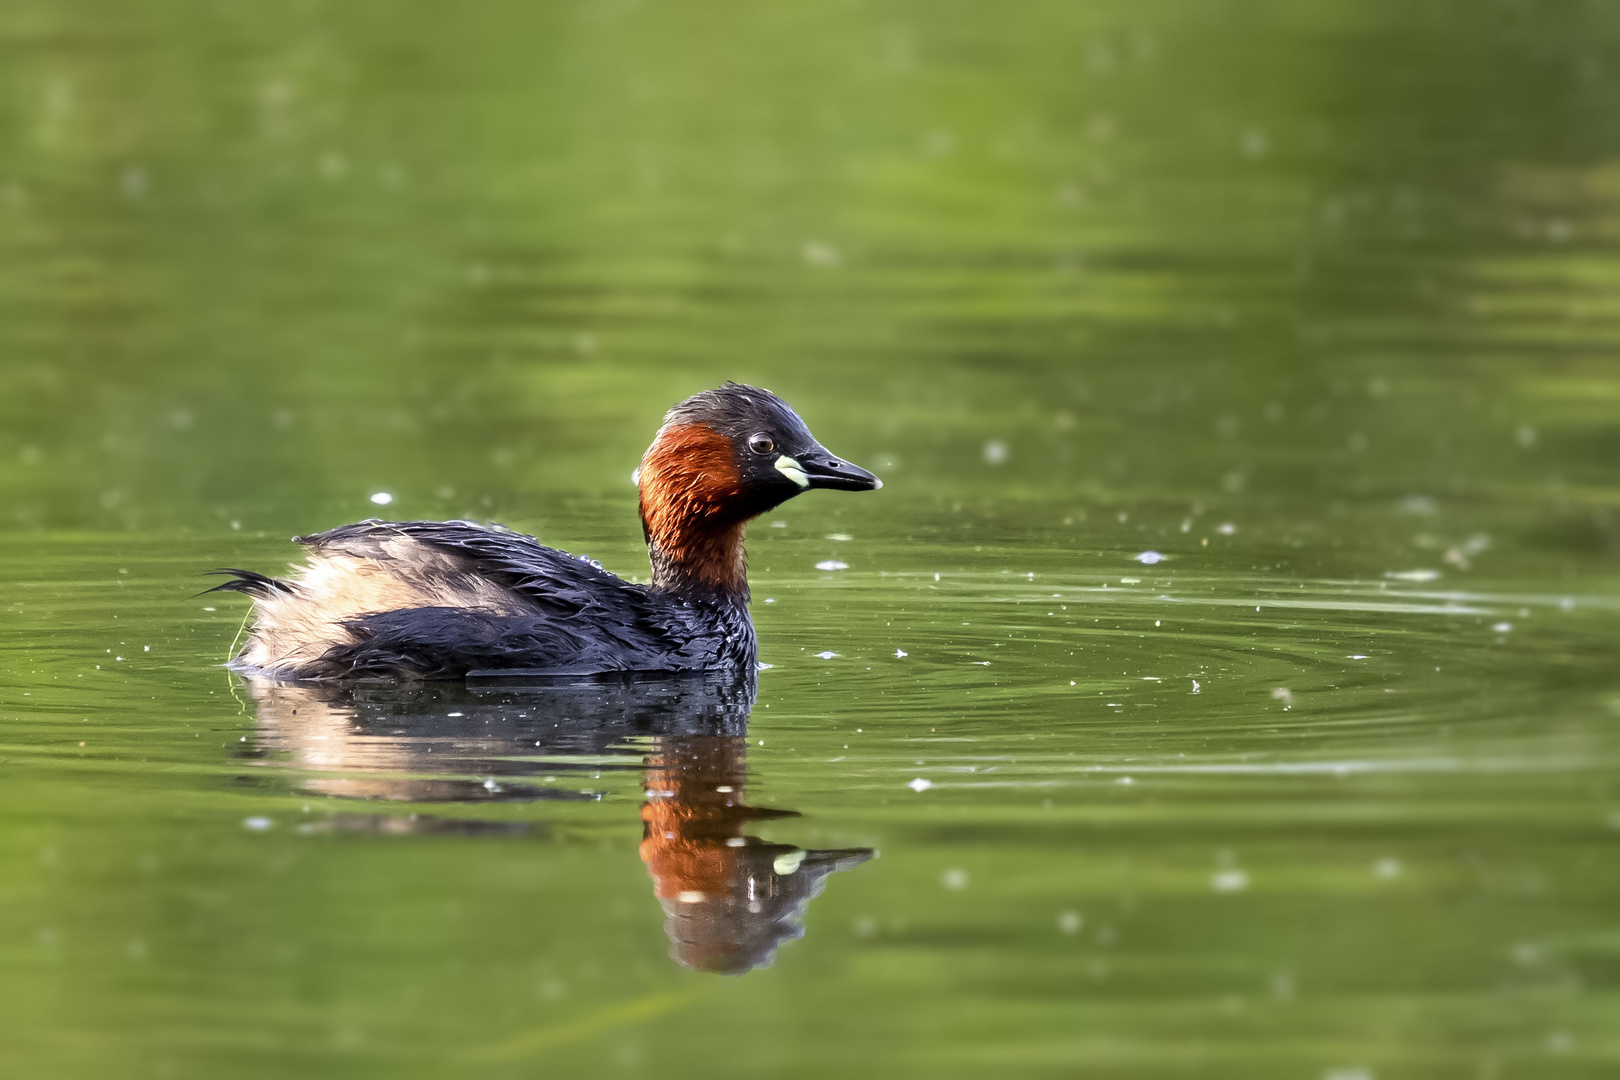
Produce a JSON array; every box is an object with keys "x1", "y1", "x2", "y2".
[{"x1": 224, "y1": 520, "x2": 756, "y2": 680}]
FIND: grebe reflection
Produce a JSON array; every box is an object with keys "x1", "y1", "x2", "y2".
[{"x1": 241, "y1": 672, "x2": 873, "y2": 973}]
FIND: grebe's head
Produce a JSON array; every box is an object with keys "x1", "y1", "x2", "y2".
[{"x1": 638, "y1": 383, "x2": 879, "y2": 592}]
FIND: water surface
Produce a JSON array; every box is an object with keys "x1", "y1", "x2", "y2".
[{"x1": 2, "y1": 1, "x2": 1619, "y2": 1076}]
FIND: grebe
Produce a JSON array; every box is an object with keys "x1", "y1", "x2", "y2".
[{"x1": 212, "y1": 383, "x2": 880, "y2": 680}]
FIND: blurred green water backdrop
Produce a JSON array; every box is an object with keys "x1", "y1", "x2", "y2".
[{"x1": 2, "y1": 0, "x2": 1619, "y2": 1075}]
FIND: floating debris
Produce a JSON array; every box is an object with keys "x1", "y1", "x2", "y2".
[
  {"x1": 243, "y1": 816, "x2": 273, "y2": 832},
  {"x1": 825, "y1": 532, "x2": 853, "y2": 541},
  {"x1": 894, "y1": 649, "x2": 908, "y2": 658},
  {"x1": 907, "y1": 777, "x2": 933, "y2": 792},
  {"x1": 1385, "y1": 569, "x2": 1440, "y2": 582},
  {"x1": 815, "y1": 651, "x2": 839, "y2": 660},
  {"x1": 802, "y1": 240, "x2": 841, "y2": 267},
  {"x1": 816, "y1": 560, "x2": 849, "y2": 571},
  {"x1": 1136, "y1": 550, "x2": 1165, "y2": 565}
]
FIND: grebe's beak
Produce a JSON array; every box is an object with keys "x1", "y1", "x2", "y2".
[{"x1": 785, "y1": 448, "x2": 882, "y2": 492}]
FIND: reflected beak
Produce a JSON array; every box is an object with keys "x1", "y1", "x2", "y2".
[{"x1": 786, "y1": 447, "x2": 882, "y2": 492}]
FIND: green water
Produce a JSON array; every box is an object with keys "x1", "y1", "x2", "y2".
[{"x1": 3, "y1": 0, "x2": 1620, "y2": 1075}]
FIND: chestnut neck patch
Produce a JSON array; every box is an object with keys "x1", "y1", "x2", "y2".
[{"x1": 638, "y1": 423, "x2": 750, "y2": 599}]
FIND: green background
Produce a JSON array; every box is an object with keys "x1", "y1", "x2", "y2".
[{"x1": 1, "y1": 0, "x2": 1618, "y2": 1075}]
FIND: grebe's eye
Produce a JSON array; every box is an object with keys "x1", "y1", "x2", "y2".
[{"x1": 748, "y1": 433, "x2": 775, "y2": 455}]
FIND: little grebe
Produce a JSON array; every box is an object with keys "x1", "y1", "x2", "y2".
[{"x1": 213, "y1": 383, "x2": 880, "y2": 679}]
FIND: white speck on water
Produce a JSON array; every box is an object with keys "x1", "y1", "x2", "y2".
[
  {"x1": 1374, "y1": 858, "x2": 1402, "y2": 879},
  {"x1": 243, "y1": 817, "x2": 273, "y2": 832},
  {"x1": 1492, "y1": 622, "x2": 1513, "y2": 634},
  {"x1": 1217, "y1": 522, "x2": 1237, "y2": 535},
  {"x1": 933, "y1": 573, "x2": 941, "y2": 581},
  {"x1": 973, "y1": 661, "x2": 991, "y2": 666},
  {"x1": 816, "y1": 560, "x2": 849, "y2": 571},
  {"x1": 982, "y1": 439, "x2": 1009, "y2": 465},
  {"x1": 1271, "y1": 687, "x2": 1294, "y2": 706},
  {"x1": 1398, "y1": 494, "x2": 1438, "y2": 516},
  {"x1": 1322, "y1": 1070, "x2": 1374, "y2": 1080},
  {"x1": 802, "y1": 240, "x2": 842, "y2": 267},
  {"x1": 815, "y1": 651, "x2": 839, "y2": 660},
  {"x1": 763, "y1": 598, "x2": 775, "y2": 604},
  {"x1": 1058, "y1": 910, "x2": 1083, "y2": 934},
  {"x1": 202, "y1": 607, "x2": 215, "y2": 612},
  {"x1": 894, "y1": 649, "x2": 908, "y2": 658},
  {"x1": 1117, "y1": 776, "x2": 1134, "y2": 785},
  {"x1": 941, "y1": 868, "x2": 969, "y2": 890},
  {"x1": 1212, "y1": 869, "x2": 1249, "y2": 893},
  {"x1": 1120, "y1": 577, "x2": 1140, "y2": 585},
  {"x1": 770, "y1": 520, "x2": 786, "y2": 528},
  {"x1": 825, "y1": 533, "x2": 853, "y2": 541},
  {"x1": 1385, "y1": 569, "x2": 1440, "y2": 582},
  {"x1": 907, "y1": 777, "x2": 933, "y2": 793},
  {"x1": 1136, "y1": 550, "x2": 1165, "y2": 564},
  {"x1": 482, "y1": 778, "x2": 502, "y2": 793},
  {"x1": 1106, "y1": 703, "x2": 1123, "y2": 708},
  {"x1": 369, "y1": 492, "x2": 393, "y2": 506},
  {"x1": 1191, "y1": 680, "x2": 1201, "y2": 693},
  {"x1": 1348, "y1": 655, "x2": 1368, "y2": 660},
  {"x1": 446, "y1": 712, "x2": 463, "y2": 717}
]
